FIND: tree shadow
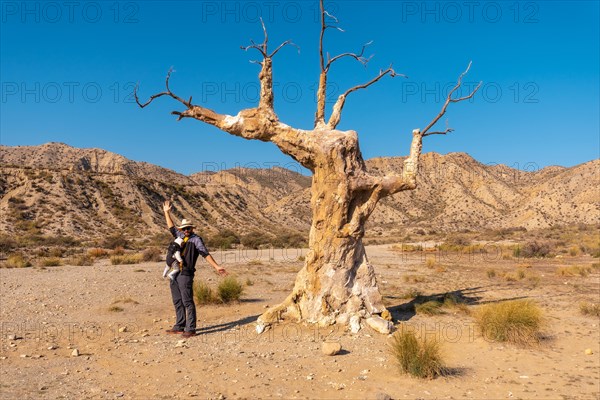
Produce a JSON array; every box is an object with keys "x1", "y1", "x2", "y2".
[
  {"x1": 386, "y1": 286, "x2": 531, "y2": 322},
  {"x1": 195, "y1": 314, "x2": 260, "y2": 335}
]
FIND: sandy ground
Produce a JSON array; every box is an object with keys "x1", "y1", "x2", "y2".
[{"x1": 1, "y1": 245, "x2": 599, "y2": 399}]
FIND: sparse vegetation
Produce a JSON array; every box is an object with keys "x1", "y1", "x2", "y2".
[
  {"x1": 40, "y1": 257, "x2": 62, "y2": 267},
  {"x1": 217, "y1": 276, "x2": 244, "y2": 303},
  {"x1": 194, "y1": 281, "x2": 218, "y2": 305},
  {"x1": 2, "y1": 254, "x2": 31, "y2": 268},
  {"x1": 475, "y1": 300, "x2": 543, "y2": 346},
  {"x1": 390, "y1": 329, "x2": 445, "y2": 379},
  {"x1": 110, "y1": 254, "x2": 143, "y2": 265},
  {"x1": 415, "y1": 301, "x2": 444, "y2": 315},
  {"x1": 579, "y1": 302, "x2": 600, "y2": 317},
  {"x1": 194, "y1": 277, "x2": 244, "y2": 305},
  {"x1": 517, "y1": 241, "x2": 552, "y2": 258},
  {"x1": 141, "y1": 247, "x2": 162, "y2": 262},
  {"x1": 71, "y1": 254, "x2": 94, "y2": 266},
  {"x1": 556, "y1": 265, "x2": 592, "y2": 277},
  {"x1": 88, "y1": 248, "x2": 109, "y2": 258},
  {"x1": 486, "y1": 269, "x2": 496, "y2": 278},
  {"x1": 108, "y1": 305, "x2": 124, "y2": 312}
]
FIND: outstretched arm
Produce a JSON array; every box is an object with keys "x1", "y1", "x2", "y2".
[
  {"x1": 163, "y1": 201, "x2": 175, "y2": 229},
  {"x1": 205, "y1": 255, "x2": 227, "y2": 276}
]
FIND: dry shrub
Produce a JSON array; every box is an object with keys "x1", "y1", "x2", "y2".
[
  {"x1": 88, "y1": 248, "x2": 108, "y2": 258},
  {"x1": 475, "y1": 300, "x2": 543, "y2": 346},
  {"x1": 390, "y1": 329, "x2": 445, "y2": 379},
  {"x1": 579, "y1": 302, "x2": 600, "y2": 317},
  {"x1": 108, "y1": 305, "x2": 124, "y2": 312},
  {"x1": 111, "y1": 246, "x2": 125, "y2": 256},
  {"x1": 71, "y1": 254, "x2": 94, "y2": 266},
  {"x1": 40, "y1": 257, "x2": 62, "y2": 267},
  {"x1": 110, "y1": 254, "x2": 143, "y2": 265},
  {"x1": 519, "y1": 241, "x2": 551, "y2": 258},
  {"x1": 556, "y1": 265, "x2": 592, "y2": 277},
  {"x1": 142, "y1": 247, "x2": 162, "y2": 262},
  {"x1": 3, "y1": 254, "x2": 31, "y2": 268},
  {"x1": 486, "y1": 269, "x2": 496, "y2": 278},
  {"x1": 425, "y1": 258, "x2": 436, "y2": 269},
  {"x1": 415, "y1": 301, "x2": 444, "y2": 315}
]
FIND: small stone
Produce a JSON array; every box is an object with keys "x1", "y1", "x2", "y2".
[
  {"x1": 375, "y1": 393, "x2": 392, "y2": 400},
  {"x1": 8, "y1": 334, "x2": 17, "y2": 340},
  {"x1": 20, "y1": 354, "x2": 28, "y2": 358},
  {"x1": 118, "y1": 327, "x2": 128, "y2": 333},
  {"x1": 322, "y1": 342, "x2": 342, "y2": 356},
  {"x1": 366, "y1": 316, "x2": 394, "y2": 334},
  {"x1": 349, "y1": 316, "x2": 361, "y2": 334},
  {"x1": 47, "y1": 345, "x2": 57, "y2": 350},
  {"x1": 585, "y1": 348, "x2": 593, "y2": 355},
  {"x1": 71, "y1": 349, "x2": 80, "y2": 357}
]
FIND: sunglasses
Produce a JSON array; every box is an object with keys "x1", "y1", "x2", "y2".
[{"x1": 182, "y1": 227, "x2": 193, "y2": 232}]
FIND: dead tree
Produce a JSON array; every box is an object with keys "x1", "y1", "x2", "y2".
[{"x1": 136, "y1": 0, "x2": 480, "y2": 333}]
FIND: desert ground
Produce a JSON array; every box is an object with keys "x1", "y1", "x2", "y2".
[{"x1": 1, "y1": 243, "x2": 599, "y2": 400}]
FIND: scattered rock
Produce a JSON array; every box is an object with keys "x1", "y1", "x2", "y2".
[
  {"x1": 71, "y1": 349, "x2": 80, "y2": 357},
  {"x1": 585, "y1": 348, "x2": 593, "y2": 355},
  {"x1": 7, "y1": 334, "x2": 18, "y2": 340},
  {"x1": 321, "y1": 342, "x2": 342, "y2": 356},
  {"x1": 375, "y1": 393, "x2": 392, "y2": 400},
  {"x1": 349, "y1": 316, "x2": 361, "y2": 334},
  {"x1": 366, "y1": 316, "x2": 394, "y2": 334},
  {"x1": 118, "y1": 326, "x2": 128, "y2": 333},
  {"x1": 255, "y1": 322, "x2": 269, "y2": 335}
]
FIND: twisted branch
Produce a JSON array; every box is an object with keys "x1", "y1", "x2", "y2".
[
  {"x1": 328, "y1": 66, "x2": 405, "y2": 129},
  {"x1": 421, "y1": 61, "x2": 482, "y2": 136}
]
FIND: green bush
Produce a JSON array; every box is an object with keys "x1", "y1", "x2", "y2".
[
  {"x1": 207, "y1": 229, "x2": 240, "y2": 250},
  {"x1": 390, "y1": 329, "x2": 445, "y2": 379},
  {"x1": 194, "y1": 281, "x2": 218, "y2": 305},
  {"x1": 241, "y1": 231, "x2": 273, "y2": 249},
  {"x1": 217, "y1": 276, "x2": 244, "y2": 303}
]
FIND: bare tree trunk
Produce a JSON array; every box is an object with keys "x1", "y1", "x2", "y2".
[{"x1": 259, "y1": 130, "x2": 387, "y2": 327}]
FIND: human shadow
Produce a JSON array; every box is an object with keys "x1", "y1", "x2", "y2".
[{"x1": 195, "y1": 314, "x2": 260, "y2": 335}]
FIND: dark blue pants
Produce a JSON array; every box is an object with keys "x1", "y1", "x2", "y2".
[{"x1": 170, "y1": 274, "x2": 196, "y2": 332}]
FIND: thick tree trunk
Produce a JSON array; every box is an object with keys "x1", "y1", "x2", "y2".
[{"x1": 258, "y1": 130, "x2": 388, "y2": 328}]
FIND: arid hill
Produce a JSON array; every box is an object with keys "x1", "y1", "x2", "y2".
[{"x1": 1, "y1": 142, "x2": 598, "y2": 243}]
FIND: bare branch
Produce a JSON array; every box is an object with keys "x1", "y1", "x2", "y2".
[
  {"x1": 328, "y1": 66, "x2": 406, "y2": 129},
  {"x1": 134, "y1": 68, "x2": 192, "y2": 110},
  {"x1": 421, "y1": 62, "x2": 482, "y2": 135},
  {"x1": 269, "y1": 40, "x2": 300, "y2": 58},
  {"x1": 325, "y1": 41, "x2": 373, "y2": 71}
]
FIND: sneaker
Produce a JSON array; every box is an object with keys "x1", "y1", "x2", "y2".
[
  {"x1": 165, "y1": 329, "x2": 184, "y2": 334},
  {"x1": 181, "y1": 331, "x2": 197, "y2": 338}
]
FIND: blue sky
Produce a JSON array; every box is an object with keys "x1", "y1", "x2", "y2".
[{"x1": 1, "y1": 0, "x2": 598, "y2": 175}]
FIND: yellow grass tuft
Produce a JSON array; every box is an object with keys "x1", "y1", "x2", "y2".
[
  {"x1": 390, "y1": 329, "x2": 445, "y2": 379},
  {"x1": 475, "y1": 300, "x2": 543, "y2": 346},
  {"x1": 556, "y1": 265, "x2": 592, "y2": 277}
]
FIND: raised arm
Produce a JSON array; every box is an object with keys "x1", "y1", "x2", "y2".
[{"x1": 163, "y1": 200, "x2": 175, "y2": 229}]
